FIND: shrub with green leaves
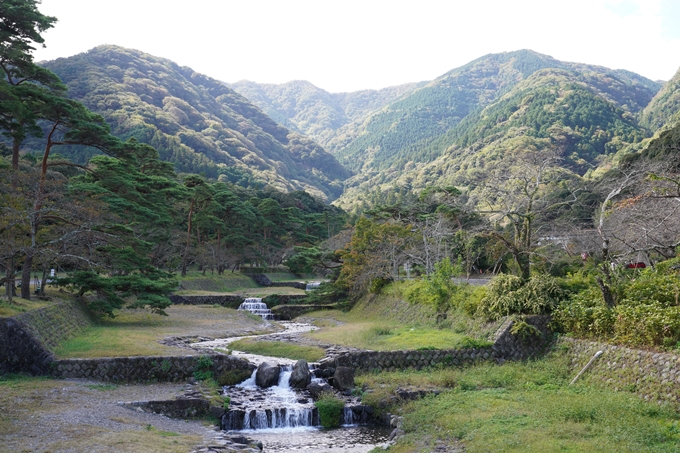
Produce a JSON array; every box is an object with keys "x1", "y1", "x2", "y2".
[
  {"x1": 314, "y1": 391, "x2": 345, "y2": 428},
  {"x1": 476, "y1": 274, "x2": 565, "y2": 320},
  {"x1": 193, "y1": 355, "x2": 214, "y2": 381}
]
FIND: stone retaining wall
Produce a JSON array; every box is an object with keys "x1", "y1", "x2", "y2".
[
  {"x1": 334, "y1": 347, "x2": 494, "y2": 371},
  {"x1": 559, "y1": 337, "x2": 680, "y2": 404},
  {"x1": 0, "y1": 300, "x2": 93, "y2": 375},
  {"x1": 272, "y1": 304, "x2": 335, "y2": 320},
  {"x1": 261, "y1": 294, "x2": 307, "y2": 307},
  {"x1": 51, "y1": 354, "x2": 254, "y2": 383},
  {"x1": 169, "y1": 295, "x2": 244, "y2": 309},
  {"x1": 331, "y1": 315, "x2": 555, "y2": 372},
  {"x1": 492, "y1": 315, "x2": 554, "y2": 362}
]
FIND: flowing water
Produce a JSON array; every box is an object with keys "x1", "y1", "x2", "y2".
[
  {"x1": 195, "y1": 321, "x2": 391, "y2": 452},
  {"x1": 237, "y1": 297, "x2": 275, "y2": 320}
]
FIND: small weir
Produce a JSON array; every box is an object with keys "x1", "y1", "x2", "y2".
[
  {"x1": 237, "y1": 297, "x2": 274, "y2": 320},
  {"x1": 224, "y1": 366, "x2": 318, "y2": 430},
  {"x1": 195, "y1": 321, "x2": 391, "y2": 451},
  {"x1": 306, "y1": 281, "x2": 321, "y2": 290}
]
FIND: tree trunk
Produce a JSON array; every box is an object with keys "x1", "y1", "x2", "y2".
[
  {"x1": 21, "y1": 254, "x2": 32, "y2": 300},
  {"x1": 5, "y1": 259, "x2": 13, "y2": 303},
  {"x1": 40, "y1": 267, "x2": 48, "y2": 296},
  {"x1": 596, "y1": 276, "x2": 616, "y2": 308}
]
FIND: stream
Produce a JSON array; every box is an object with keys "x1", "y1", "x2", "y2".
[{"x1": 192, "y1": 302, "x2": 392, "y2": 452}]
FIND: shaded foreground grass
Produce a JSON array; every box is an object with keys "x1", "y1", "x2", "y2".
[
  {"x1": 359, "y1": 353, "x2": 680, "y2": 453},
  {"x1": 229, "y1": 339, "x2": 325, "y2": 362},
  {"x1": 0, "y1": 374, "x2": 204, "y2": 453},
  {"x1": 303, "y1": 310, "x2": 483, "y2": 351},
  {"x1": 54, "y1": 305, "x2": 271, "y2": 358}
]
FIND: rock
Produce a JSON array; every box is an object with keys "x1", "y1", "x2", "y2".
[
  {"x1": 289, "y1": 359, "x2": 312, "y2": 389},
  {"x1": 333, "y1": 366, "x2": 355, "y2": 390},
  {"x1": 209, "y1": 405, "x2": 225, "y2": 419},
  {"x1": 255, "y1": 362, "x2": 280, "y2": 388},
  {"x1": 307, "y1": 381, "x2": 333, "y2": 399}
]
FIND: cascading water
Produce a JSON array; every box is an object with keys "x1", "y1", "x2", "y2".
[
  {"x1": 238, "y1": 297, "x2": 274, "y2": 320},
  {"x1": 223, "y1": 366, "x2": 319, "y2": 430},
  {"x1": 305, "y1": 281, "x2": 321, "y2": 290}
]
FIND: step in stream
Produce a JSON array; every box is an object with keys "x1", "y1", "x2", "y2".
[{"x1": 237, "y1": 297, "x2": 274, "y2": 320}]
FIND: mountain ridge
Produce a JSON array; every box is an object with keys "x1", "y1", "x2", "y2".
[{"x1": 41, "y1": 45, "x2": 351, "y2": 201}]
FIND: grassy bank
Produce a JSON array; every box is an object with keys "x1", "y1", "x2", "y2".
[
  {"x1": 302, "y1": 282, "x2": 498, "y2": 351},
  {"x1": 0, "y1": 297, "x2": 52, "y2": 317},
  {"x1": 54, "y1": 305, "x2": 271, "y2": 358},
  {"x1": 360, "y1": 353, "x2": 680, "y2": 452},
  {"x1": 228, "y1": 339, "x2": 325, "y2": 362}
]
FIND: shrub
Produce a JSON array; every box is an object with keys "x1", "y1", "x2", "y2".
[
  {"x1": 552, "y1": 288, "x2": 615, "y2": 339},
  {"x1": 613, "y1": 303, "x2": 680, "y2": 347},
  {"x1": 477, "y1": 274, "x2": 565, "y2": 320},
  {"x1": 193, "y1": 355, "x2": 214, "y2": 381},
  {"x1": 314, "y1": 391, "x2": 345, "y2": 428}
]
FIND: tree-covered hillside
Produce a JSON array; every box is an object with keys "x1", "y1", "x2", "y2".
[
  {"x1": 335, "y1": 50, "x2": 660, "y2": 174},
  {"x1": 40, "y1": 46, "x2": 351, "y2": 201},
  {"x1": 640, "y1": 66, "x2": 680, "y2": 131},
  {"x1": 330, "y1": 51, "x2": 662, "y2": 210},
  {"x1": 227, "y1": 79, "x2": 424, "y2": 153}
]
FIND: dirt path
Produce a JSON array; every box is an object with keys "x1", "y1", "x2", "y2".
[{"x1": 0, "y1": 378, "x2": 222, "y2": 453}]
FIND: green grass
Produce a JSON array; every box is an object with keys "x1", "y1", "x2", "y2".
[
  {"x1": 0, "y1": 297, "x2": 52, "y2": 317},
  {"x1": 53, "y1": 305, "x2": 269, "y2": 358},
  {"x1": 359, "y1": 354, "x2": 680, "y2": 453},
  {"x1": 228, "y1": 339, "x2": 325, "y2": 362},
  {"x1": 305, "y1": 310, "x2": 470, "y2": 351}
]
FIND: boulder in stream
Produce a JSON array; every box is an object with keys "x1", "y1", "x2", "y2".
[
  {"x1": 333, "y1": 366, "x2": 355, "y2": 390},
  {"x1": 255, "y1": 362, "x2": 281, "y2": 388},
  {"x1": 289, "y1": 359, "x2": 312, "y2": 389},
  {"x1": 307, "y1": 381, "x2": 333, "y2": 399}
]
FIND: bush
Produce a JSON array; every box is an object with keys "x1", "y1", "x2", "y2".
[
  {"x1": 193, "y1": 355, "x2": 214, "y2": 381},
  {"x1": 477, "y1": 274, "x2": 565, "y2": 320},
  {"x1": 552, "y1": 288, "x2": 615, "y2": 339},
  {"x1": 613, "y1": 303, "x2": 680, "y2": 347},
  {"x1": 314, "y1": 391, "x2": 345, "y2": 428}
]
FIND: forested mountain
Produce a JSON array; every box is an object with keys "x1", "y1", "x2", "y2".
[
  {"x1": 226, "y1": 79, "x2": 424, "y2": 152},
  {"x1": 640, "y1": 66, "x2": 680, "y2": 131},
  {"x1": 40, "y1": 45, "x2": 351, "y2": 201},
  {"x1": 326, "y1": 51, "x2": 663, "y2": 209}
]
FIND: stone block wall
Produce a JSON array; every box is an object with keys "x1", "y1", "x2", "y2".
[
  {"x1": 334, "y1": 347, "x2": 494, "y2": 372},
  {"x1": 0, "y1": 300, "x2": 92, "y2": 375},
  {"x1": 492, "y1": 315, "x2": 554, "y2": 362},
  {"x1": 559, "y1": 337, "x2": 680, "y2": 404},
  {"x1": 169, "y1": 295, "x2": 244, "y2": 309},
  {"x1": 330, "y1": 315, "x2": 555, "y2": 372},
  {"x1": 51, "y1": 354, "x2": 254, "y2": 383}
]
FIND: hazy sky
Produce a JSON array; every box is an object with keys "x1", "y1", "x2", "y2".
[{"x1": 32, "y1": 0, "x2": 680, "y2": 93}]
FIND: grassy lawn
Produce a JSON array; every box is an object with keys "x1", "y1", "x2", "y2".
[
  {"x1": 175, "y1": 286, "x2": 306, "y2": 297},
  {"x1": 54, "y1": 305, "x2": 271, "y2": 358},
  {"x1": 0, "y1": 296, "x2": 52, "y2": 317},
  {"x1": 359, "y1": 354, "x2": 680, "y2": 453},
  {"x1": 228, "y1": 339, "x2": 326, "y2": 362},
  {"x1": 302, "y1": 309, "x2": 487, "y2": 351}
]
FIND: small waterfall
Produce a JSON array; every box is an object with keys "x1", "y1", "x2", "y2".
[
  {"x1": 224, "y1": 366, "x2": 319, "y2": 430},
  {"x1": 238, "y1": 297, "x2": 274, "y2": 320},
  {"x1": 342, "y1": 406, "x2": 356, "y2": 426},
  {"x1": 305, "y1": 281, "x2": 321, "y2": 290}
]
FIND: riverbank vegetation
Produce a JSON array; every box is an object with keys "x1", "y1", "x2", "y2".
[
  {"x1": 360, "y1": 353, "x2": 680, "y2": 452},
  {"x1": 227, "y1": 339, "x2": 325, "y2": 362}
]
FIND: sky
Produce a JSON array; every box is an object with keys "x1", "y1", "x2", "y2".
[{"x1": 32, "y1": 0, "x2": 680, "y2": 93}]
